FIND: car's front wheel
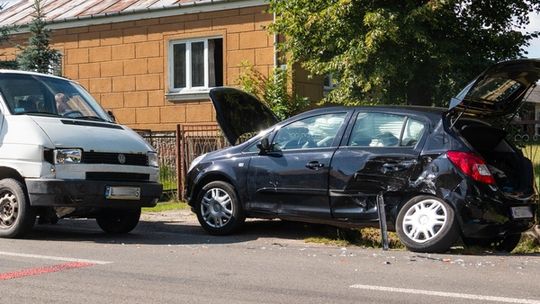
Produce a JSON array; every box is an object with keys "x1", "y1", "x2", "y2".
[
  {"x1": 96, "y1": 208, "x2": 141, "y2": 234},
  {"x1": 0, "y1": 178, "x2": 36, "y2": 238},
  {"x1": 195, "y1": 181, "x2": 245, "y2": 235},
  {"x1": 396, "y1": 195, "x2": 459, "y2": 253}
]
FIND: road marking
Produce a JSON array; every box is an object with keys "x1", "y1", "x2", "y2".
[
  {"x1": 349, "y1": 284, "x2": 540, "y2": 304},
  {"x1": 0, "y1": 251, "x2": 112, "y2": 265},
  {"x1": 0, "y1": 262, "x2": 94, "y2": 280}
]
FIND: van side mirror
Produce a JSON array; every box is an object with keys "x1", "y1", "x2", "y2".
[
  {"x1": 257, "y1": 137, "x2": 271, "y2": 153},
  {"x1": 107, "y1": 110, "x2": 116, "y2": 122}
]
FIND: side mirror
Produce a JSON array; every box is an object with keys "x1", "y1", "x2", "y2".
[
  {"x1": 107, "y1": 110, "x2": 116, "y2": 122},
  {"x1": 257, "y1": 137, "x2": 271, "y2": 153}
]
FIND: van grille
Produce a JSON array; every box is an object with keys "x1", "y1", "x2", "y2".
[
  {"x1": 86, "y1": 172, "x2": 150, "y2": 182},
  {"x1": 82, "y1": 152, "x2": 147, "y2": 166}
]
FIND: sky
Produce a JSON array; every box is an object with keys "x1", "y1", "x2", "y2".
[{"x1": 524, "y1": 12, "x2": 540, "y2": 58}]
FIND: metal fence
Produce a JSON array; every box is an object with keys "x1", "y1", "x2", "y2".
[
  {"x1": 137, "y1": 130, "x2": 178, "y2": 200},
  {"x1": 177, "y1": 124, "x2": 230, "y2": 198}
]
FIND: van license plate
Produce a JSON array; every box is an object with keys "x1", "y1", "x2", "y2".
[
  {"x1": 511, "y1": 206, "x2": 533, "y2": 219},
  {"x1": 105, "y1": 186, "x2": 140, "y2": 200}
]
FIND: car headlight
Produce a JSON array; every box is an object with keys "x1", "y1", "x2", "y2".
[
  {"x1": 54, "y1": 148, "x2": 82, "y2": 164},
  {"x1": 188, "y1": 153, "x2": 206, "y2": 172},
  {"x1": 147, "y1": 152, "x2": 159, "y2": 167}
]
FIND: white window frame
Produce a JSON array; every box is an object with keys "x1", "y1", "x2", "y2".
[{"x1": 168, "y1": 36, "x2": 222, "y2": 95}]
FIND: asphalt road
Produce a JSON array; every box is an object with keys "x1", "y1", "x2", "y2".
[{"x1": 0, "y1": 210, "x2": 539, "y2": 304}]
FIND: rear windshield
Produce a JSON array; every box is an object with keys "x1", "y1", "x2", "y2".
[{"x1": 0, "y1": 73, "x2": 112, "y2": 122}]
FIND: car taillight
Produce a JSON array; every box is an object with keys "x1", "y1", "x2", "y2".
[{"x1": 446, "y1": 151, "x2": 495, "y2": 185}]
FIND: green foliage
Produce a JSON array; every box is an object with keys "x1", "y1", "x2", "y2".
[
  {"x1": 16, "y1": 0, "x2": 61, "y2": 75},
  {"x1": 142, "y1": 201, "x2": 189, "y2": 212},
  {"x1": 237, "y1": 62, "x2": 309, "y2": 120},
  {"x1": 269, "y1": 0, "x2": 540, "y2": 106},
  {"x1": 0, "y1": 60, "x2": 17, "y2": 69}
]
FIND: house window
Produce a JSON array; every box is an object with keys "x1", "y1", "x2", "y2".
[{"x1": 169, "y1": 37, "x2": 223, "y2": 93}]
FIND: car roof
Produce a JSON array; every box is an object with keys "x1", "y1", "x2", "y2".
[
  {"x1": 0, "y1": 69, "x2": 70, "y2": 82},
  {"x1": 294, "y1": 105, "x2": 446, "y2": 124}
]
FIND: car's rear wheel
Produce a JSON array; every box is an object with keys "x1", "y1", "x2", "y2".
[
  {"x1": 396, "y1": 195, "x2": 459, "y2": 253},
  {"x1": 96, "y1": 208, "x2": 141, "y2": 234},
  {"x1": 195, "y1": 181, "x2": 245, "y2": 235},
  {"x1": 0, "y1": 178, "x2": 36, "y2": 238}
]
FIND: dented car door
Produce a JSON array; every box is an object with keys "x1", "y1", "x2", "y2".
[{"x1": 329, "y1": 111, "x2": 427, "y2": 219}]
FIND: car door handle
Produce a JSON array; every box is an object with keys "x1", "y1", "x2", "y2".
[{"x1": 306, "y1": 161, "x2": 324, "y2": 170}]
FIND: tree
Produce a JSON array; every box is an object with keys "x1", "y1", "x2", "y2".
[
  {"x1": 16, "y1": 0, "x2": 61, "y2": 75},
  {"x1": 269, "y1": 0, "x2": 540, "y2": 106},
  {"x1": 238, "y1": 62, "x2": 309, "y2": 119},
  {"x1": 0, "y1": 4, "x2": 16, "y2": 68}
]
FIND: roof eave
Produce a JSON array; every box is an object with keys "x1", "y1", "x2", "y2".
[{"x1": 11, "y1": 0, "x2": 267, "y2": 33}]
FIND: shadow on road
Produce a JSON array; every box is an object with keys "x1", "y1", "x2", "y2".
[
  {"x1": 25, "y1": 216, "x2": 540, "y2": 257},
  {"x1": 27, "y1": 217, "x2": 334, "y2": 246}
]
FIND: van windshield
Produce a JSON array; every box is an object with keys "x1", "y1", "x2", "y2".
[{"x1": 0, "y1": 73, "x2": 112, "y2": 122}]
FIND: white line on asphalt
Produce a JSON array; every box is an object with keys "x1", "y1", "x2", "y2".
[
  {"x1": 0, "y1": 251, "x2": 112, "y2": 265},
  {"x1": 349, "y1": 284, "x2": 540, "y2": 304}
]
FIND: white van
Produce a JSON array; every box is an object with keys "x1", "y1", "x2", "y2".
[{"x1": 0, "y1": 70, "x2": 162, "y2": 238}]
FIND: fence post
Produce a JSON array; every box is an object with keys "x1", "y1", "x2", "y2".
[{"x1": 176, "y1": 124, "x2": 184, "y2": 200}]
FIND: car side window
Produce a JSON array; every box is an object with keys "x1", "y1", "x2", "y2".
[
  {"x1": 401, "y1": 118, "x2": 425, "y2": 147},
  {"x1": 273, "y1": 113, "x2": 347, "y2": 151},
  {"x1": 348, "y1": 112, "x2": 424, "y2": 147}
]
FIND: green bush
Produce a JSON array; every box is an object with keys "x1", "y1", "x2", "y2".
[{"x1": 237, "y1": 62, "x2": 309, "y2": 120}]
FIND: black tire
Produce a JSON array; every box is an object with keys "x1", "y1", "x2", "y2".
[
  {"x1": 195, "y1": 181, "x2": 245, "y2": 235},
  {"x1": 96, "y1": 208, "x2": 141, "y2": 234},
  {"x1": 464, "y1": 234, "x2": 522, "y2": 253},
  {"x1": 396, "y1": 195, "x2": 459, "y2": 253},
  {"x1": 0, "y1": 178, "x2": 36, "y2": 238}
]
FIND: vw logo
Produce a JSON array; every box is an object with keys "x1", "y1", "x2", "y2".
[{"x1": 118, "y1": 153, "x2": 126, "y2": 164}]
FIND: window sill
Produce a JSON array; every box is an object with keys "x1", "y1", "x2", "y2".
[{"x1": 165, "y1": 90, "x2": 210, "y2": 101}]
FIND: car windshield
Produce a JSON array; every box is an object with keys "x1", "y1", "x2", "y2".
[{"x1": 0, "y1": 73, "x2": 112, "y2": 122}]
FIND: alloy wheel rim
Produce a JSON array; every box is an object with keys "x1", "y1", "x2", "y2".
[
  {"x1": 201, "y1": 188, "x2": 233, "y2": 228},
  {"x1": 402, "y1": 199, "x2": 447, "y2": 243},
  {"x1": 0, "y1": 191, "x2": 18, "y2": 228}
]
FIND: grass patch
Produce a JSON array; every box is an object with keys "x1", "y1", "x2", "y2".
[
  {"x1": 142, "y1": 200, "x2": 189, "y2": 213},
  {"x1": 513, "y1": 234, "x2": 540, "y2": 254},
  {"x1": 305, "y1": 227, "x2": 404, "y2": 249}
]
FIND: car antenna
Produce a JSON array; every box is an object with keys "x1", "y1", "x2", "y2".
[{"x1": 503, "y1": 83, "x2": 536, "y2": 131}]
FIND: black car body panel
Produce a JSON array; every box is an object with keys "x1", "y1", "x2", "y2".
[
  {"x1": 209, "y1": 88, "x2": 278, "y2": 145},
  {"x1": 188, "y1": 60, "x2": 539, "y2": 250}
]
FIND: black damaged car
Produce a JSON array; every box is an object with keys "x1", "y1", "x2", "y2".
[{"x1": 185, "y1": 59, "x2": 538, "y2": 253}]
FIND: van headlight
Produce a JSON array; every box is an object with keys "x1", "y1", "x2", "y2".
[
  {"x1": 188, "y1": 153, "x2": 206, "y2": 172},
  {"x1": 147, "y1": 152, "x2": 159, "y2": 167},
  {"x1": 54, "y1": 149, "x2": 82, "y2": 164}
]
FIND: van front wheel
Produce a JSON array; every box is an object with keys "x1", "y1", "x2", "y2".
[
  {"x1": 0, "y1": 178, "x2": 36, "y2": 238},
  {"x1": 96, "y1": 208, "x2": 141, "y2": 234}
]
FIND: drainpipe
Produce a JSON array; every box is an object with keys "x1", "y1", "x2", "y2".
[{"x1": 273, "y1": 11, "x2": 278, "y2": 68}]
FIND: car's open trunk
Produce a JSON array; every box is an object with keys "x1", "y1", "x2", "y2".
[{"x1": 456, "y1": 121, "x2": 534, "y2": 196}]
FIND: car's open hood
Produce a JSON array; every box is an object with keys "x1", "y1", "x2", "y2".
[
  {"x1": 209, "y1": 87, "x2": 279, "y2": 145},
  {"x1": 448, "y1": 59, "x2": 540, "y2": 118}
]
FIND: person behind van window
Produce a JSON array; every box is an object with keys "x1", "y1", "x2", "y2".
[{"x1": 55, "y1": 93, "x2": 72, "y2": 114}]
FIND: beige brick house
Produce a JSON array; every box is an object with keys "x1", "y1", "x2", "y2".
[{"x1": 0, "y1": 0, "x2": 323, "y2": 131}]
